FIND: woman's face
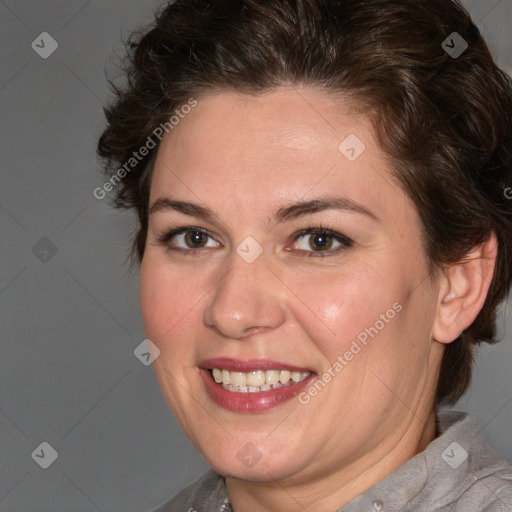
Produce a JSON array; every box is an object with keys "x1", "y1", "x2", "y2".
[{"x1": 139, "y1": 87, "x2": 444, "y2": 484}]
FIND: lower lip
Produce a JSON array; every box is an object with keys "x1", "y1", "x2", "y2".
[{"x1": 200, "y1": 369, "x2": 315, "y2": 412}]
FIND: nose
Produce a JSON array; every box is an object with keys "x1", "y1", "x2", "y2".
[{"x1": 203, "y1": 250, "x2": 287, "y2": 340}]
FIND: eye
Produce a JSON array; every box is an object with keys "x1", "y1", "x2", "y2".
[
  {"x1": 157, "y1": 227, "x2": 220, "y2": 252},
  {"x1": 291, "y1": 225, "x2": 352, "y2": 257},
  {"x1": 156, "y1": 224, "x2": 352, "y2": 258}
]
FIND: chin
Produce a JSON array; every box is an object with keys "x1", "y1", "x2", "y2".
[{"x1": 200, "y1": 439, "x2": 310, "y2": 484}]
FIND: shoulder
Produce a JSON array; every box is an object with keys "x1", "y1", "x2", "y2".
[
  {"x1": 417, "y1": 410, "x2": 512, "y2": 512},
  {"x1": 453, "y1": 462, "x2": 512, "y2": 511},
  {"x1": 152, "y1": 469, "x2": 226, "y2": 512}
]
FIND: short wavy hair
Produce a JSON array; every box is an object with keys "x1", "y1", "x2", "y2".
[{"x1": 97, "y1": 0, "x2": 512, "y2": 405}]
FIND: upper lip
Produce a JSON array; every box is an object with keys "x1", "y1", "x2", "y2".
[{"x1": 200, "y1": 357, "x2": 314, "y2": 373}]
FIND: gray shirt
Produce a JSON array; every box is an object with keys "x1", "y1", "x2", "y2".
[{"x1": 156, "y1": 410, "x2": 512, "y2": 511}]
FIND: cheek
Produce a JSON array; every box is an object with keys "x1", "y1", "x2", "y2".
[
  {"x1": 139, "y1": 257, "x2": 203, "y2": 353},
  {"x1": 288, "y1": 262, "x2": 408, "y2": 362},
  {"x1": 139, "y1": 259, "x2": 167, "y2": 340}
]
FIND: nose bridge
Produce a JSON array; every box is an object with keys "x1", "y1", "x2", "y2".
[{"x1": 203, "y1": 249, "x2": 286, "y2": 339}]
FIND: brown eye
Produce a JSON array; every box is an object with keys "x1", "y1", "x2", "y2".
[
  {"x1": 292, "y1": 227, "x2": 352, "y2": 257},
  {"x1": 307, "y1": 232, "x2": 334, "y2": 251},
  {"x1": 183, "y1": 230, "x2": 209, "y2": 248},
  {"x1": 157, "y1": 227, "x2": 220, "y2": 252}
]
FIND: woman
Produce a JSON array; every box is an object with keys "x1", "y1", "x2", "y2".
[{"x1": 97, "y1": 0, "x2": 512, "y2": 510}]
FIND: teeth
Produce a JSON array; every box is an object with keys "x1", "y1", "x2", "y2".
[
  {"x1": 291, "y1": 371, "x2": 302, "y2": 383},
  {"x1": 221, "y1": 370, "x2": 231, "y2": 385},
  {"x1": 231, "y1": 372, "x2": 246, "y2": 387},
  {"x1": 279, "y1": 370, "x2": 291, "y2": 384},
  {"x1": 246, "y1": 370, "x2": 265, "y2": 387},
  {"x1": 211, "y1": 368, "x2": 310, "y2": 392},
  {"x1": 265, "y1": 370, "x2": 280, "y2": 385}
]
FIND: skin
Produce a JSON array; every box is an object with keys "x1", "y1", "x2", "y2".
[{"x1": 139, "y1": 86, "x2": 497, "y2": 512}]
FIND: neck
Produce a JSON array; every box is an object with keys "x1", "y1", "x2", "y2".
[{"x1": 226, "y1": 409, "x2": 438, "y2": 512}]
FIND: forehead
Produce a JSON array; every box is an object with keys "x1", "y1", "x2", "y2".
[
  {"x1": 149, "y1": 87, "x2": 410, "y2": 225},
  {"x1": 157, "y1": 88, "x2": 364, "y2": 156}
]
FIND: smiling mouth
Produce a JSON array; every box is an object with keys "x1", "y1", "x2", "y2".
[{"x1": 210, "y1": 368, "x2": 311, "y2": 393}]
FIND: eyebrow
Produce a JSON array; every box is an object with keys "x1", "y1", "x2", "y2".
[{"x1": 148, "y1": 195, "x2": 379, "y2": 224}]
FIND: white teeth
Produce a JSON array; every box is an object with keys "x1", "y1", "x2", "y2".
[
  {"x1": 221, "y1": 369, "x2": 231, "y2": 385},
  {"x1": 246, "y1": 370, "x2": 265, "y2": 387},
  {"x1": 230, "y1": 372, "x2": 246, "y2": 387},
  {"x1": 265, "y1": 370, "x2": 280, "y2": 385},
  {"x1": 291, "y1": 371, "x2": 302, "y2": 383},
  {"x1": 211, "y1": 368, "x2": 310, "y2": 392},
  {"x1": 279, "y1": 370, "x2": 291, "y2": 384}
]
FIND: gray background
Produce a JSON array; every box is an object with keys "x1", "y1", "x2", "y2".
[{"x1": 0, "y1": 1, "x2": 511, "y2": 510}]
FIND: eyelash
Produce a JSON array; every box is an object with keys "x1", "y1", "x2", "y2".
[{"x1": 156, "y1": 223, "x2": 353, "y2": 258}]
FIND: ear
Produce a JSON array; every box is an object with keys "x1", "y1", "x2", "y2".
[{"x1": 432, "y1": 233, "x2": 498, "y2": 344}]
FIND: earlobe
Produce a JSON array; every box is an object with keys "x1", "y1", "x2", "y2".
[{"x1": 432, "y1": 233, "x2": 498, "y2": 344}]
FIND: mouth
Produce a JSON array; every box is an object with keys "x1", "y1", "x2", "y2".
[{"x1": 200, "y1": 358, "x2": 315, "y2": 412}]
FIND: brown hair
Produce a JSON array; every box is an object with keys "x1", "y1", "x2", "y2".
[{"x1": 97, "y1": 0, "x2": 512, "y2": 404}]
